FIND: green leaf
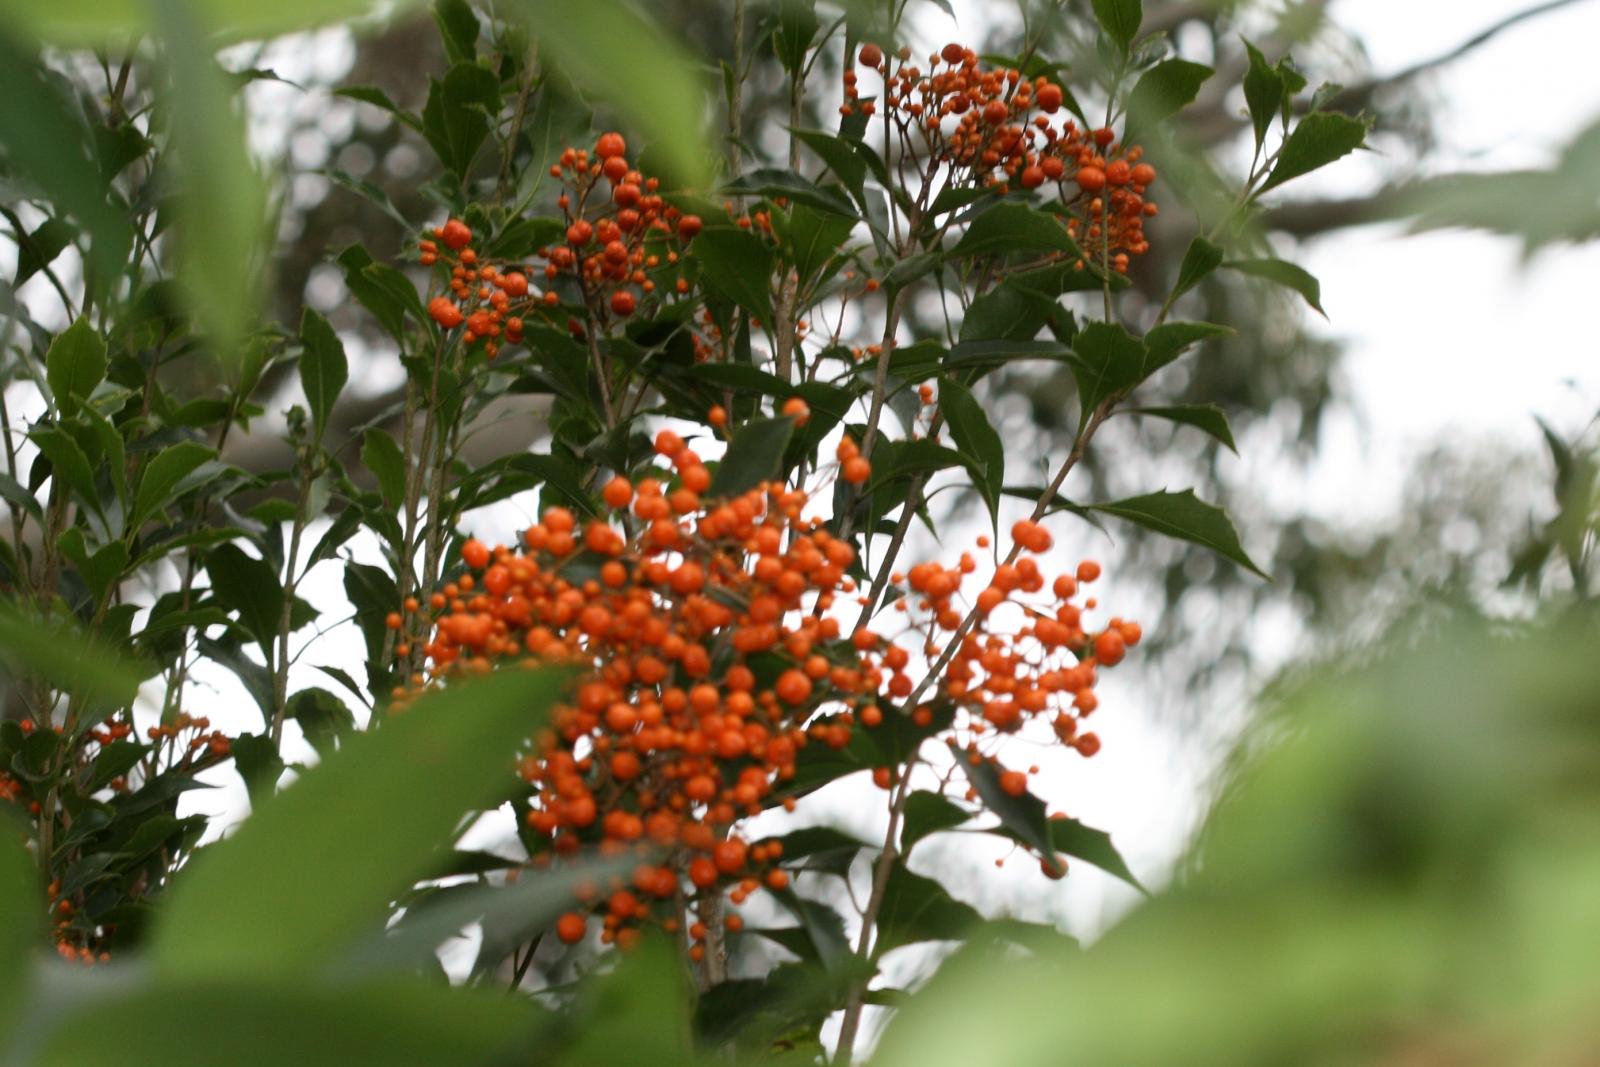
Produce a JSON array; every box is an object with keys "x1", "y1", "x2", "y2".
[
  {"x1": 44, "y1": 318, "x2": 106, "y2": 414},
  {"x1": 1171, "y1": 235, "x2": 1223, "y2": 304},
  {"x1": 286, "y1": 687, "x2": 356, "y2": 758},
  {"x1": 299, "y1": 308, "x2": 349, "y2": 440},
  {"x1": 874, "y1": 864, "x2": 982, "y2": 955},
  {"x1": 421, "y1": 61, "x2": 500, "y2": 178},
  {"x1": 771, "y1": 826, "x2": 871, "y2": 880},
  {"x1": 694, "y1": 228, "x2": 776, "y2": 322},
  {"x1": 939, "y1": 380, "x2": 1004, "y2": 527},
  {"x1": 337, "y1": 245, "x2": 421, "y2": 341},
  {"x1": 30, "y1": 978, "x2": 542, "y2": 1067},
  {"x1": 1143, "y1": 321, "x2": 1231, "y2": 376},
  {"x1": 1090, "y1": 0, "x2": 1142, "y2": 50},
  {"x1": 0, "y1": 603, "x2": 145, "y2": 709},
  {"x1": 56, "y1": 528, "x2": 128, "y2": 605},
  {"x1": 1224, "y1": 257, "x2": 1325, "y2": 317},
  {"x1": 952, "y1": 202, "x2": 1079, "y2": 259},
  {"x1": 0, "y1": 822, "x2": 41, "y2": 1035},
  {"x1": 727, "y1": 168, "x2": 858, "y2": 217},
  {"x1": 1129, "y1": 404, "x2": 1237, "y2": 453},
  {"x1": 1048, "y1": 816, "x2": 1144, "y2": 891},
  {"x1": 513, "y1": 0, "x2": 709, "y2": 186},
  {"x1": 1090, "y1": 489, "x2": 1267, "y2": 578},
  {"x1": 230, "y1": 732, "x2": 285, "y2": 807},
  {"x1": 710, "y1": 416, "x2": 795, "y2": 497},
  {"x1": 1068, "y1": 320, "x2": 1147, "y2": 417},
  {"x1": 953, "y1": 744, "x2": 1057, "y2": 861},
  {"x1": 788, "y1": 203, "x2": 858, "y2": 287},
  {"x1": 902, "y1": 791, "x2": 971, "y2": 852},
  {"x1": 0, "y1": 34, "x2": 131, "y2": 283},
  {"x1": 206, "y1": 543, "x2": 284, "y2": 651},
  {"x1": 1257, "y1": 112, "x2": 1370, "y2": 195},
  {"x1": 792, "y1": 128, "x2": 868, "y2": 206},
  {"x1": 28, "y1": 427, "x2": 99, "y2": 515},
  {"x1": 1125, "y1": 59, "x2": 1211, "y2": 135},
  {"x1": 151, "y1": 668, "x2": 568, "y2": 979},
  {"x1": 774, "y1": 0, "x2": 820, "y2": 75},
  {"x1": 154, "y1": 0, "x2": 268, "y2": 359},
  {"x1": 1242, "y1": 40, "x2": 1284, "y2": 149},
  {"x1": 432, "y1": 0, "x2": 479, "y2": 63},
  {"x1": 2, "y1": 0, "x2": 421, "y2": 43},
  {"x1": 133, "y1": 441, "x2": 217, "y2": 529},
  {"x1": 361, "y1": 428, "x2": 407, "y2": 508}
]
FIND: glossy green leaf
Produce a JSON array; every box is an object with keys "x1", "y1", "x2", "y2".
[
  {"x1": 874, "y1": 863, "x2": 982, "y2": 955},
  {"x1": 513, "y1": 0, "x2": 709, "y2": 186},
  {"x1": 1171, "y1": 235, "x2": 1223, "y2": 303},
  {"x1": 1224, "y1": 257, "x2": 1325, "y2": 317},
  {"x1": 133, "y1": 441, "x2": 217, "y2": 529},
  {"x1": 1143, "y1": 321, "x2": 1231, "y2": 376},
  {"x1": 793, "y1": 127, "x2": 868, "y2": 206},
  {"x1": 27, "y1": 427, "x2": 98, "y2": 515},
  {"x1": 1068, "y1": 320, "x2": 1147, "y2": 417},
  {"x1": 939, "y1": 380, "x2": 1004, "y2": 526},
  {"x1": 709, "y1": 416, "x2": 795, "y2": 497},
  {"x1": 1130, "y1": 404, "x2": 1237, "y2": 453},
  {"x1": 1257, "y1": 112, "x2": 1370, "y2": 195},
  {"x1": 1090, "y1": 489, "x2": 1267, "y2": 578},
  {"x1": 299, "y1": 308, "x2": 349, "y2": 441},
  {"x1": 1242, "y1": 39, "x2": 1284, "y2": 149},
  {"x1": 953, "y1": 744, "x2": 1057, "y2": 861},
  {"x1": 152, "y1": 668, "x2": 568, "y2": 979},
  {"x1": 952, "y1": 202, "x2": 1079, "y2": 259},
  {"x1": 902, "y1": 791, "x2": 972, "y2": 852},
  {"x1": 1049, "y1": 817, "x2": 1144, "y2": 891},
  {"x1": 774, "y1": 0, "x2": 820, "y2": 75},
  {"x1": 361, "y1": 428, "x2": 407, "y2": 508},
  {"x1": 727, "y1": 168, "x2": 858, "y2": 217},
  {"x1": 694, "y1": 228, "x2": 776, "y2": 322},
  {"x1": 420, "y1": 61, "x2": 500, "y2": 178},
  {"x1": 206, "y1": 543, "x2": 284, "y2": 651},
  {"x1": 44, "y1": 318, "x2": 106, "y2": 415},
  {"x1": 788, "y1": 203, "x2": 858, "y2": 287}
]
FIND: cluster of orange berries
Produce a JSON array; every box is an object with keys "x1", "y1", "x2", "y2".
[
  {"x1": 847, "y1": 42, "x2": 1158, "y2": 272},
  {"x1": 541, "y1": 132, "x2": 702, "y2": 322},
  {"x1": 145, "y1": 712, "x2": 231, "y2": 760},
  {"x1": 392, "y1": 427, "x2": 877, "y2": 947},
  {"x1": 419, "y1": 133, "x2": 706, "y2": 355},
  {"x1": 48, "y1": 878, "x2": 111, "y2": 966},
  {"x1": 393, "y1": 409, "x2": 1135, "y2": 947}
]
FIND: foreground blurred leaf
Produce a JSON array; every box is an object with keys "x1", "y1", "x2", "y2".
[
  {"x1": 512, "y1": 0, "x2": 709, "y2": 186},
  {"x1": 0, "y1": 604, "x2": 147, "y2": 709},
  {"x1": 154, "y1": 0, "x2": 269, "y2": 360},
  {"x1": 31, "y1": 977, "x2": 541, "y2": 1067},
  {"x1": 151, "y1": 668, "x2": 567, "y2": 978},
  {"x1": 0, "y1": 0, "x2": 413, "y2": 43},
  {"x1": 0, "y1": 820, "x2": 42, "y2": 1038}
]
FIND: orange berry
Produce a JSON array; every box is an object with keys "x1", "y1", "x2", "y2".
[
  {"x1": 602, "y1": 476, "x2": 634, "y2": 509},
  {"x1": 713, "y1": 838, "x2": 748, "y2": 875},
  {"x1": 858, "y1": 42, "x2": 883, "y2": 68},
  {"x1": 556, "y1": 912, "x2": 587, "y2": 944},
  {"x1": 596, "y1": 131, "x2": 627, "y2": 159},
  {"x1": 461, "y1": 539, "x2": 490, "y2": 569}
]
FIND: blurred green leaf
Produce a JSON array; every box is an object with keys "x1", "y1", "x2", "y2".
[
  {"x1": 31, "y1": 977, "x2": 541, "y2": 1067},
  {"x1": 421, "y1": 61, "x2": 500, "y2": 178},
  {"x1": 1125, "y1": 59, "x2": 1211, "y2": 135},
  {"x1": 432, "y1": 0, "x2": 479, "y2": 63},
  {"x1": 1090, "y1": 489, "x2": 1267, "y2": 578},
  {"x1": 773, "y1": 0, "x2": 819, "y2": 75},
  {"x1": 0, "y1": 0, "x2": 414, "y2": 43},
  {"x1": 0, "y1": 31, "x2": 131, "y2": 284},
  {"x1": 513, "y1": 0, "x2": 709, "y2": 187},
  {"x1": 154, "y1": 0, "x2": 269, "y2": 359},
  {"x1": 1090, "y1": 0, "x2": 1142, "y2": 50},
  {"x1": 231, "y1": 732, "x2": 286, "y2": 806},
  {"x1": 151, "y1": 668, "x2": 568, "y2": 979},
  {"x1": 0, "y1": 603, "x2": 146, "y2": 708},
  {"x1": 43, "y1": 318, "x2": 106, "y2": 415},
  {"x1": 0, "y1": 816, "x2": 41, "y2": 1036}
]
